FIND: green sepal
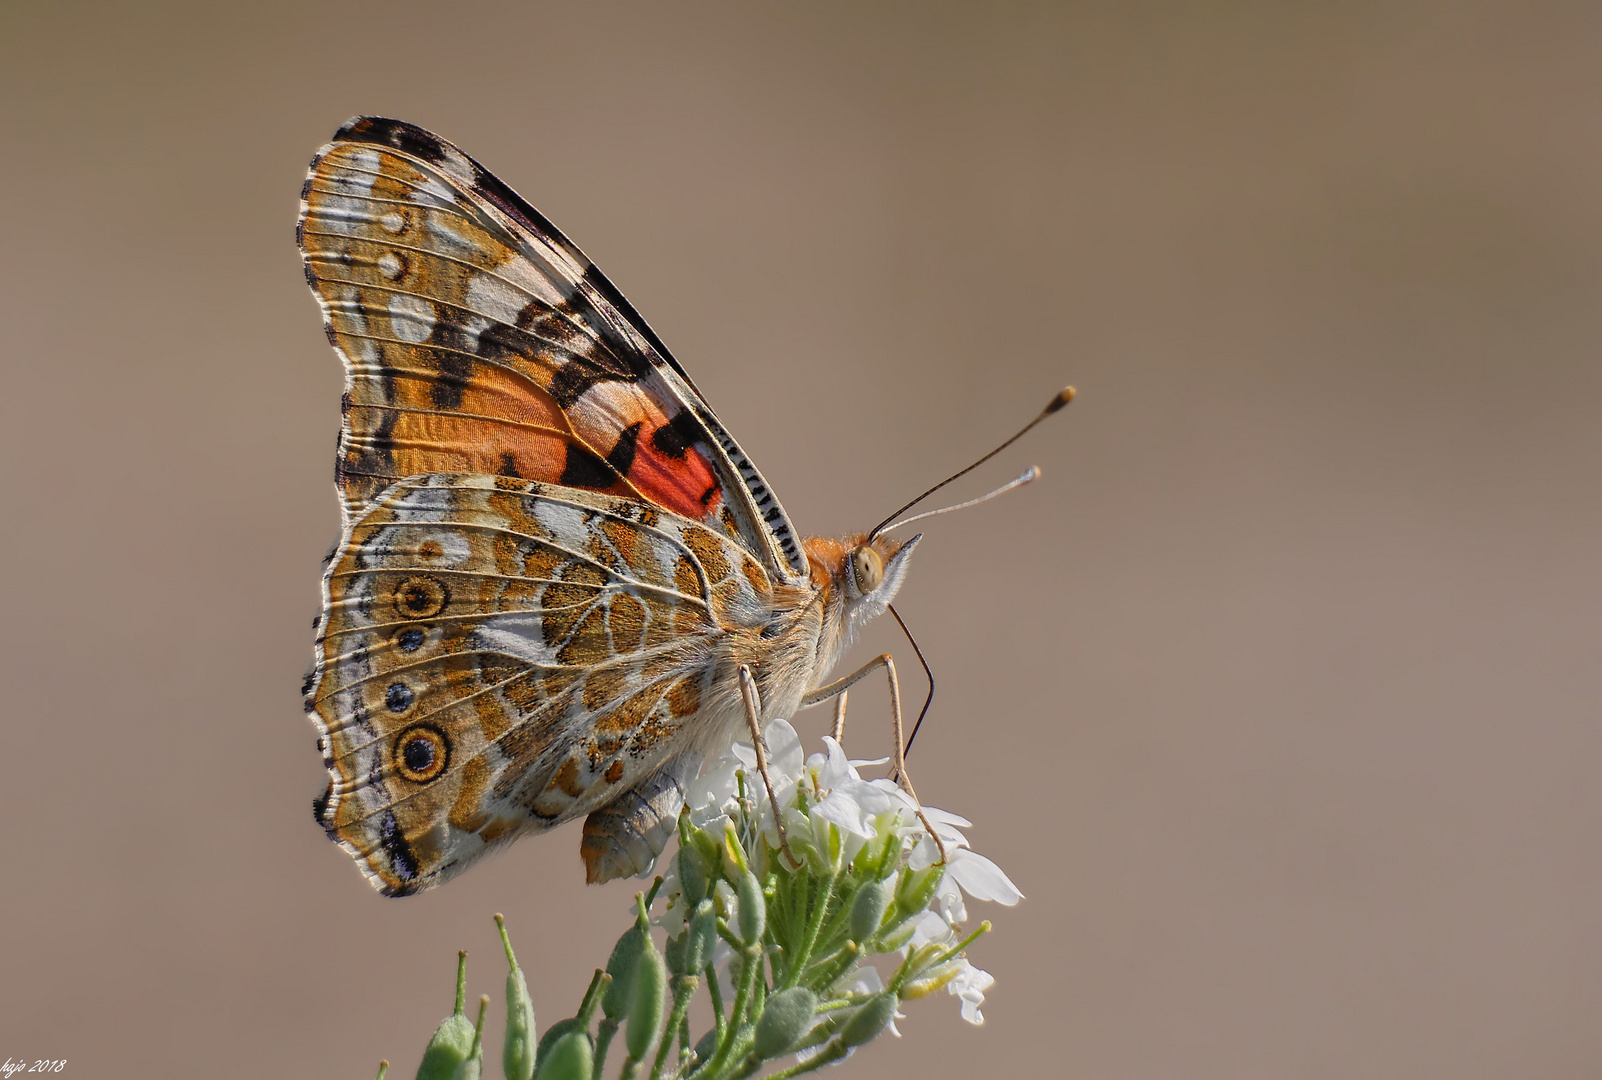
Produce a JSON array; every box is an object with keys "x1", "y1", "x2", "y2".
[
  {"x1": 874, "y1": 914, "x2": 919, "y2": 953},
  {"x1": 752, "y1": 986, "x2": 818, "y2": 1058},
  {"x1": 894, "y1": 865, "x2": 943, "y2": 917}
]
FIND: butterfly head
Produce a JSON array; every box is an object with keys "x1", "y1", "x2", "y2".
[
  {"x1": 843, "y1": 533, "x2": 920, "y2": 609},
  {"x1": 805, "y1": 532, "x2": 922, "y2": 641}
]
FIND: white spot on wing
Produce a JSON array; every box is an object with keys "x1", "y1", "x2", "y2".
[
  {"x1": 473, "y1": 614, "x2": 558, "y2": 667},
  {"x1": 389, "y1": 293, "x2": 436, "y2": 344},
  {"x1": 534, "y1": 500, "x2": 588, "y2": 544},
  {"x1": 466, "y1": 272, "x2": 527, "y2": 327}
]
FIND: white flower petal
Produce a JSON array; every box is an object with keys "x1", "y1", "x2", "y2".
[
  {"x1": 907, "y1": 835, "x2": 941, "y2": 870},
  {"x1": 909, "y1": 909, "x2": 954, "y2": 949},
  {"x1": 813, "y1": 791, "x2": 875, "y2": 839},
  {"x1": 765, "y1": 717, "x2": 804, "y2": 777},
  {"x1": 919, "y1": 806, "x2": 973, "y2": 830},
  {"x1": 947, "y1": 849, "x2": 1023, "y2": 905}
]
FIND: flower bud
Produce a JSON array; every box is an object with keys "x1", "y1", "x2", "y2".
[
  {"x1": 848, "y1": 880, "x2": 890, "y2": 944},
  {"x1": 532, "y1": 1031, "x2": 592, "y2": 1080},
  {"x1": 720, "y1": 821, "x2": 749, "y2": 876},
  {"x1": 624, "y1": 931, "x2": 667, "y2": 1061},
  {"x1": 418, "y1": 953, "x2": 475, "y2": 1080},
  {"x1": 735, "y1": 868, "x2": 765, "y2": 947},
  {"x1": 677, "y1": 832, "x2": 710, "y2": 907},
  {"x1": 692, "y1": 1027, "x2": 718, "y2": 1065},
  {"x1": 496, "y1": 915, "x2": 537, "y2": 1080},
  {"x1": 900, "y1": 960, "x2": 965, "y2": 1000},
  {"x1": 838, "y1": 991, "x2": 899, "y2": 1048},
  {"x1": 753, "y1": 987, "x2": 818, "y2": 1057},
  {"x1": 602, "y1": 898, "x2": 650, "y2": 1020},
  {"x1": 684, "y1": 900, "x2": 716, "y2": 973}
]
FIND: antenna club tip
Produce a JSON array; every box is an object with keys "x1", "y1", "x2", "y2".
[{"x1": 1046, "y1": 386, "x2": 1076, "y2": 413}]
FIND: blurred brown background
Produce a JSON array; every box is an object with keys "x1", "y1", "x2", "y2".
[{"x1": 3, "y1": 1, "x2": 1599, "y2": 1076}]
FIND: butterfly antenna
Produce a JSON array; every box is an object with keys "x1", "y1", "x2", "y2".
[
  {"x1": 878, "y1": 466, "x2": 1041, "y2": 533},
  {"x1": 888, "y1": 604, "x2": 935, "y2": 769},
  {"x1": 869, "y1": 386, "x2": 1075, "y2": 541}
]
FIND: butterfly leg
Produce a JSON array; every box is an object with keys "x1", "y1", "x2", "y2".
[
  {"x1": 831, "y1": 691, "x2": 848, "y2": 742},
  {"x1": 802, "y1": 656, "x2": 947, "y2": 864},
  {"x1": 736, "y1": 664, "x2": 800, "y2": 869}
]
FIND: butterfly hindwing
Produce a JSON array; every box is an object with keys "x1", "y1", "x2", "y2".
[
  {"x1": 297, "y1": 117, "x2": 806, "y2": 581},
  {"x1": 308, "y1": 474, "x2": 777, "y2": 895}
]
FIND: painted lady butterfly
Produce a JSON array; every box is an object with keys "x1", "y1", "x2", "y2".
[{"x1": 297, "y1": 117, "x2": 1067, "y2": 895}]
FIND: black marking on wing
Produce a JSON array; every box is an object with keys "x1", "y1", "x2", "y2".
[
  {"x1": 561, "y1": 444, "x2": 618, "y2": 488},
  {"x1": 607, "y1": 422, "x2": 643, "y2": 476},
  {"x1": 651, "y1": 409, "x2": 702, "y2": 459},
  {"x1": 377, "y1": 810, "x2": 421, "y2": 895}
]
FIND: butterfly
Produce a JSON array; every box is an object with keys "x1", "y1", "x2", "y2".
[{"x1": 297, "y1": 117, "x2": 1067, "y2": 896}]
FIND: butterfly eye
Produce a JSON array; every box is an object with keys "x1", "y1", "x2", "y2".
[
  {"x1": 849, "y1": 546, "x2": 884, "y2": 594},
  {"x1": 396, "y1": 726, "x2": 448, "y2": 783}
]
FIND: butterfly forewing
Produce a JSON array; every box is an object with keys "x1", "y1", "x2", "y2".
[{"x1": 297, "y1": 117, "x2": 805, "y2": 582}]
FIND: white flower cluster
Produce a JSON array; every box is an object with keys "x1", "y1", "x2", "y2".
[{"x1": 673, "y1": 718, "x2": 1022, "y2": 1026}]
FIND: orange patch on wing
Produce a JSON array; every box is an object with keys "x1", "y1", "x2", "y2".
[
  {"x1": 683, "y1": 527, "x2": 732, "y2": 582},
  {"x1": 554, "y1": 757, "x2": 585, "y2": 797},
  {"x1": 447, "y1": 757, "x2": 492, "y2": 832}
]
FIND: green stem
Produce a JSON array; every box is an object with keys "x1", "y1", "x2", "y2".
[
  {"x1": 891, "y1": 920, "x2": 991, "y2": 994},
  {"x1": 803, "y1": 940, "x2": 859, "y2": 991},
  {"x1": 783, "y1": 870, "x2": 837, "y2": 988},
  {"x1": 761, "y1": 1042, "x2": 848, "y2": 1079},
  {"x1": 592, "y1": 1018, "x2": 618, "y2": 1078},
  {"x1": 649, "y1": 975, "x2": 698, "y2": 1080},
  {"x1": 698, "y1": 948, "x2": 761, "y2": 1077},
  {"x1": 577, "y1": 969, "x2": 610, "y2": 1023},
  {"x1": 704, "y1": 962, "x2": 727, "y2": 1046}
]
